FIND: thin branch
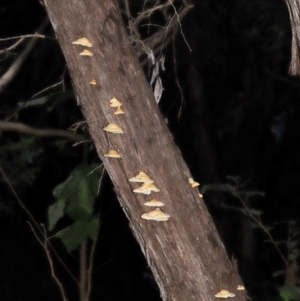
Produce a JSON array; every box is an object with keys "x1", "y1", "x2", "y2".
[
  {"x1": 0, "y1": 167, "x2": 79, "y2": 285},
  {"x1": 28, "y1": 222, "x2": 68, "y2": 301},
  {"x1": 0, "y1": 34, "x2": 54, "y2": 53},
  {"x1": 31, "y1": 66, "x2": 67, "y2": 98},
  {"x1": 0, "y1": 18, "x2": 50, "y2": 93},
  {"x1": 0, "y1": 120, "x2": 85, "y2": 142},
  {"x1": 85, "y1": 237, "x2": 98, "y2": 301}
]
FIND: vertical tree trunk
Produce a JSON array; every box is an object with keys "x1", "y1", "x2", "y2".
[{"x1": 43, "y1": 0, "x2": 247, "y2": 300}]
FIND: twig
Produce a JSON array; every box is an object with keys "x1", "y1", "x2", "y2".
[
  {"x1": 238, "y1": 194, "x2": 288, "y2": 268},
  {"x1": 0, "y1": 18, "x2": 50, "y2": 93},
  {"x1": 79, "y1": 240, "x2": 87, "y2": 301},
  {"x1": 28, "y1": 222, "x2": 68, "y2": 301},
  {"x1": 31, "y1": 65, "x2": 67, "y2": 98},
  {"x1": 0, "y1": 120, "x2": 85, "y2": 142},
  {"x1": 85, "y1": 237, "x2": 98, "y2": 301},
  {"x1": 0, "y1": 167, "x2": 79, "y2": 285}
]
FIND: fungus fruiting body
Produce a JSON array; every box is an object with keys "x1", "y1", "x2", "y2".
[
  {"x1": 188, "y1": 177, "x2": 200, "y2": 187},
  {"x1": 144, "y1": 199, "x2": 165, "y2": 207},
  {"x1": 133, "y1": 182, "x2": 160, "y2": 195},
  {"x1": 104, "y1": 149, "x2": 121, "y2": 158},
  {"x1": 141, "y1": 208, "x2": 170, "y2": 221},
  {"x1": 89, "y1": 78, "x2": 96, "y2": 85},
  {"x1": 237, "y1": 285, "x2": 245, "y2": 291},
  {"x1": 79, "y1": 49, "x2": 93, "y2": 56},
  {"x1": 114, "y1": 106, "x2": 124, "y2": 115},
  {"x1": 214, "y1": 289, "x2": 235, "y2": 298},
  {"x1": 110, "y1": 97, "x2": 122, "y2": 107},
  {"x1": 103, "y1": 124, "x2": 124, "y2": 134},
  {"x1": 129, "y1": 171, "x2": 153, "y2": 183},
  {"x1": 71, "y1": 37, "x2": 92, "y2": 47}
]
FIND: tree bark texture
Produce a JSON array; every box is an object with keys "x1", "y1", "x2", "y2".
[
  {"x1": 285, "y1": 0, "x2": 300, "y2": 75},
  {"x1": 43, "y1": 0, "x2": 247, "y2": 300}
]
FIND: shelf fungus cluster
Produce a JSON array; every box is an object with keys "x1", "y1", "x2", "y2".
[
  {"x1": 110, "y1": 97, "x2": 124, "y2": 115},
  {"x1": 72, "y1": 37, "x2": 93, "y2": 57},
  {"x1": 103, "y1": 97, "x2": 126, "y2": 159},
  {"x1": 130, "y1": 171, "x2": 170, "y2": 221},
  {"x1": 189, "y1": 177, "x2": 204, "y2": 199}
]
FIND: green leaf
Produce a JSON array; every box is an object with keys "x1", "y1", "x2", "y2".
[
  {"x1": 279, "y1": 286, "x2": 300, "y2": 301},
  {"x1": 49, "y1": 163, "x2": 102, "y2": 229},
  {"x1": 56, "y1": 218, "x2": 100, "y2": 252},
  {"x1": 48, "y1": 198, "x2": 67, "y2": 231}
]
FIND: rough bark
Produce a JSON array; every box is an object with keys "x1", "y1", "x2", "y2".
[
  {"x1": 43, "y1": 0, "x2": 247, "y2": 300},
  {"x1": 285, "y1": 0, "x2": 300, "y2": 75}
]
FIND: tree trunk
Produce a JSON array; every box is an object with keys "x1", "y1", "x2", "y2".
[{"x1": 43, "y1": 0, "x2": 247, "y2": 300}]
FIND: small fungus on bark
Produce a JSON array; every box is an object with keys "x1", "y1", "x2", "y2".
[
  {"x1": 188, "y1": 177, "x2": 200, "y2": 187},
  {"x1": 79, "y1": 49, "x2": 93, "y2": 56},
  {"x1": 133, "y1": 182, "x2": 160, "y2": 195},
  {"x1": 144, "y1": 198, "x2": 165, "y2": 207},
  {"x1": 214, "y1": 289, "x2": 235, "y2": 298},
  {"x1": 103, "y1": 123, "x2": 124, "y2": 133},
  {"x1": 71, "y1": 37, "x2": 93, "y2": 47},
  {"x1": 114, "y1": 106, "x2": 124, "y2": 115},
  {"x1": 141, "y1": 208, "x2": 170, "y2": 221},
  {"x1": 89, "y1": 78, "x2": 97, "y2": 85},
  {"x1": 129, "y1": 171, "x2": 153, "y2": 183},
  {"x1": 104, "y1": 149, "x2": 121, "y2": 158},
  {"x1": 110, "y1": 97, "x2": 123, "y2": 107}
]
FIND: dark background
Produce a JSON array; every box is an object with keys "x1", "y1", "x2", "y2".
[{"x1": 0, "y1": 0, "x2": 299, "y2": 300}]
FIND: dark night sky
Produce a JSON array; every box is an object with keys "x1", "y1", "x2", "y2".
[{"x1": 0, "y1": 0, "x2": 299, "y2": 300}]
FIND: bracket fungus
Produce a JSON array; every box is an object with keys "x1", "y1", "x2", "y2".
[
  {"x1": 103, "y1": 123, "x2": 124, "y2": 134},
  {"x1": 114, "y1": 106, "x2": 124, "y2": 115},
  {"x1": 214, "y1": 290, "x2": 235, "y2": 298},
  {"x1": 133, "y1": 182, "x2": 160, "y2": 195},
  {"x1": 237, "y1": 285, "x2": 245, "y2": 291},
  {"x1": 144, "y1": 198, "x2": 165, "y2": 207},
  {"x1": 129, "y1": 171, "x2": 153, "y2": 183},
  {"x1": 89, "y1": 78, "x2": 97, "y2": 85},
  {"x1": 110, "y1": 97, "x2": 123, "y2": 107},
  {"x1": 79, "y1": 49, "x2": 93, "y2": 56},
  {"x1": 71, "y1": 37, "x2": 92, "y2": 47},
  {"x1": 188, "y1": 177, "x2": 200, "y2": 187},
  {"x1": 104, "y1": 149, "x2": 121, "y2": 158},
  {"x1": 141, "y1": 208, "x2": 170, "y2": 221}
]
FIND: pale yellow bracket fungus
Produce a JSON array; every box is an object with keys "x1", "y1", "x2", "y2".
[
  {"x1": 110, "y1": 97, "x2": 122, "y2": 107},
  {"x1": 141, "y1": 208, "x2": 170, "y2": 221},
  {"x1": 103, "y1": 123, "x2": 124, "y2": 134},
  {"x1": 79, "y1": 49, "x2": 93, "y2": 56},
  {"x1": 104, "y1": 149, "x2": 121, "y2": 158},
  {"x1": 144, "y1": 199, "x2": 165, "y2": 207},
  {"x1": 71, "y1": 37, "x2": 92, "y2": 47},
  {"x1": 129, "y1": 171, "x2": 153, "y2": 183},
  {"x1": 199, "y1": 193, "x2": 203, "y2": 198},
  {"x1": 188, "y1": 177, "x2": 200, "y2": 187},
  {"x1": 114, "y1": 106, "x2": 125, "y2": 115},
  {"x1": 214, "y1": 289, "x2": 235, "y2": 298},
  {"x1": 133, "y1": 182, "x2": 160, "y2": 195},
  {"x1": 89, "y1": 78, "x2": 97, "y2": 85},
  {"x1": 237, "y1": 285, "x2": 245, "y2": 291}
]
